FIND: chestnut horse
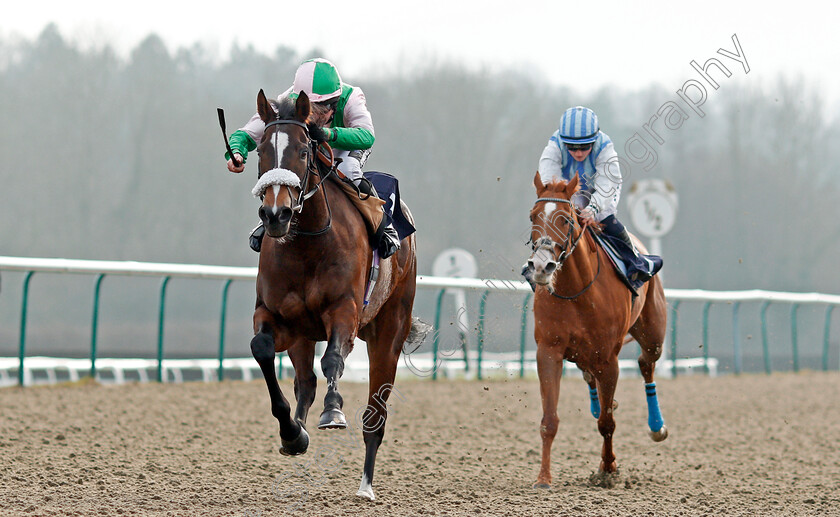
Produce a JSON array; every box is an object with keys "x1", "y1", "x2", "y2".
[
  {"x1": 526, "y1": 173, "x2": 668, "y2": 488},
  {"x1": 248, "y1": 89, "x2": 419, "y2": 500}
]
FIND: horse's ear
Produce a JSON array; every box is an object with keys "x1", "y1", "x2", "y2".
[
  {"x1": 567, "y1": 173, "x2": 580, "y2": 194},
  {"x1": 257, "y1": 89, "x2": 274, "y2": 123},
  {"x1": 295, "y1": 90, "x2": 311, "y2": 123},
  {"x1": 533, "y1": 171, "x2": 545, "y2": 194}
]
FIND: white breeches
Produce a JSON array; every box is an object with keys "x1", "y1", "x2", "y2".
[{"x1": 335, "y1": 149, "x2": 371, "y2": 183}]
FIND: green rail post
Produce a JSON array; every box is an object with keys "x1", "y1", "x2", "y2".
[
  {"x1": 431, "y1": 289, "x2": 446, "y2": 381},
  {"x1": 519, "y1": 293, "x2": 532, "y2": 379},
  {"x1": 790, "y1": 303, "x2": 800, "y2": 373},
  {"x1": 477, "y1": 290, "x2": 490, "y2": 381},
  {"x1": 824, "y1": 305, "x2": 835, "y2": 372},
  {"x1": 17, "y1": 271, "x2": 35, "y2": 386},
  {"x1": 732, "y1": 302, "x2": 742, "y2": 375},
  {"x1": 702, "y1": 301, "x2": 712, "y2": 374},
  {"x1": 90, "y1": 274, "x2": 106, "y2": 380},
  {"x1": 157, "y1": 276, "x2": 171, "y2": 383},
  {"x1": 218, "y1": 279, "x2": 233, "y2": 381},
  {"x1": 669, "y1": 300, "x2": 680, "y2": 378},
  {"x1": 760, "y1": 301, "x2": 772, "y2": 375}
]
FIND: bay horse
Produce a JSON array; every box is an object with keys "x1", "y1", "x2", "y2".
[
  {"x1": 526, "y1": 172, "x2": 668, "y2": 488},
  {"x1": 248, "y1": 89, "x2": 419, "y2": 501}
]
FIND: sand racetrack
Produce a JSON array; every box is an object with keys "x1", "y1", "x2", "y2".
[{"x1": 1, "y1": 372, "x2": 839, "y2": 516}]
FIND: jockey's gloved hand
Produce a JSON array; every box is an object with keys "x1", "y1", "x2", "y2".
[
  {"x1": 579, "y1": 205, "x2": 598, "y2": 226},
  {"x1": 228, "y1": 153, "x2": 245, "y2": 173}
]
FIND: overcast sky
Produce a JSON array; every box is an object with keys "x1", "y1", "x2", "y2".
[{"x1": 3, "y1": 0, "x2": 840, "y2": 114}]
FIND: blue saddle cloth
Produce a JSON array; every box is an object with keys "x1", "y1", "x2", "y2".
[
  {"x1": 592, "y1": 230, "x2": 663, "y2": 293},
  {"x1": 364, "y1": 171, "x2": 416, "y2": 241}
]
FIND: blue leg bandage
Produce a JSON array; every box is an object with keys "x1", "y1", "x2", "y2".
[
  {"x1": 589, "y1": 385, "x2": 600, "y2": 418},
  {"x1": 645, "y1": 382, "x2": 665, "y2": 432}
]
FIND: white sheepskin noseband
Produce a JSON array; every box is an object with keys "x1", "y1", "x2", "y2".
[{"x1": 252, "y1": 168, "x2": 301, "y2": 198}]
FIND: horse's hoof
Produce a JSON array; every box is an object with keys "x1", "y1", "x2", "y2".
[
  {"x1": 533, "y1": 482, "x2": 551, "y2": 489},
  {"x1": 279, "y1": 426, "x2": 310, "y2": 456},
  {"x1": 357, "y1": 475, "x2": 375, "y2": 500},
  {"x1": 599, "y1": 460, "x2": 618, "y2": 474},
  {"x1": 649, "y1": 424, "x2": 668, "y2": 442},
  {"x1": 355, "y1": 487, "x2": 375, "y2": 500},
  {"x1": 318, "y1": 408, "x2": 347, "y2": 430},
  {"x1": 590, "y1": 468, "x2": 620, "y2": 488}
]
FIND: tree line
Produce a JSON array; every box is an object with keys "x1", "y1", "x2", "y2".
[{"x1": 1, "y1": 24, "x2": 838, "y2": 294}]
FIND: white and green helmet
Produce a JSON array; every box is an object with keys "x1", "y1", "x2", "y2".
[{"x1": 292, "y1": 58, "x2": 343, "y2": 102}]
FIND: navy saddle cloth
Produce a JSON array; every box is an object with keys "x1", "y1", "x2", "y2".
[
  {"x1": 593, "y1": 230, "x2": 663, "y2": 292},
  {"x1": 364, "y1": 171, "x2": 416, "y2": 241}
]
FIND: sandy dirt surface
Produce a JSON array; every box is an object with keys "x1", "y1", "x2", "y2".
[{"x1": 1, "y1": 371, "x2": 839, "y2": 516}]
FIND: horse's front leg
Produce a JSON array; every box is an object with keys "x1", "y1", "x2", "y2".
[
  {"x1": 318, "y1": 302, "x2": 359, "y2": 429},
  {"x1": 535, "y1": 345, "x2": 564, "y2": 489},
  {"x1": 252, "y1": 305, "x2": 309, "y2": 456},
  {"x1": 287, "y1": 340, "x2": 317, "y2": 425}
]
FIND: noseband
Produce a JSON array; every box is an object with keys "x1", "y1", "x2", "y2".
[
  {"x1": 531, "y1": 197, "x2": 601, "y2": 299},
  {"x1": 260, "y1": 118, "x2": 337, "y2": 236}
]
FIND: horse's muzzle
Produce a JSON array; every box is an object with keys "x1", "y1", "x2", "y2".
[
  {"x1": 259, "y1": 205, "x2": 293, "y2": 238},
  {"x1": 527, "y1": 254, "x2": 557, "y2": 286}
]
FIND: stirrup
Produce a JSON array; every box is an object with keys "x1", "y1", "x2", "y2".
[{"x1": 249, "y1": 223, "x2": 265, "y2": 252}]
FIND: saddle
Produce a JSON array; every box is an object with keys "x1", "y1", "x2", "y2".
[
  {"x1": 315, "y1": 143, "x2": 416, "y2": 308},
  {"x1": 316, "y1": 143, "x2": 415, "y2": 248}
]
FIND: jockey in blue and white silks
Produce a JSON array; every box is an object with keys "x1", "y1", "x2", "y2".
[
  {"x1": 538, "y1": 107, "x2": 621, "y2": 222},
  {"x1": 524, "y1": 106, "x2": 661, "y2": 293},
  {"x1": 537, "y1": 106, "x2": 634, "y2": 254}
]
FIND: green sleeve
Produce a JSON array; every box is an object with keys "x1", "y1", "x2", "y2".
[
  {"x1": 330, "y1": 127, "x2": 375, "y2": 151},
  {"x1": 225, "y1": 130, "x2": 257, "y2": 162}
]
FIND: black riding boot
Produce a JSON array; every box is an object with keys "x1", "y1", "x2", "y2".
[
  {"x1": 601, "y1": 214, "x2": 650, "y2": 287},
  {"x1": 359, "y1": 179, "x2": 401, "y2": 259},
  {"x1": 249, "y1": 223, "x2": 265, "y2": 252},
  {"x1": 379, "y1": 225, "x2": 401, "y2": 259},
  {"x1": 600, "y1": 215, "x2": 636, "y2": 255}
]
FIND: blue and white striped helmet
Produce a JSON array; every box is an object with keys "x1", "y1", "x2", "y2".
[{"x1": 558, "y1": 106, "x2": 600, "y2": 144}]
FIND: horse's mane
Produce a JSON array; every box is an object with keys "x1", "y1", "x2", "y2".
[
  {"x1": 544, "y1": 178, "x2": 580, "y2": 198},
  {"x1": 268, "y1": 97, "x2": 329, "y2": 143}
]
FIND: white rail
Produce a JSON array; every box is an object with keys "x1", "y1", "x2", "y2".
[
  {"x1": 1, "y1": 256, "x2": 837, "y2": 385},
  {"x1": 2, "y1": 256, "x2": 839, "y2": 305}
]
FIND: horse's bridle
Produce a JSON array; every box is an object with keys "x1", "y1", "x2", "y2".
[
  {"x1": 261, "y1": 118, "x2": 337, "y2": 236},
  {"x1": 530, "y1": 197, "x2": 601, "y2": 300}
]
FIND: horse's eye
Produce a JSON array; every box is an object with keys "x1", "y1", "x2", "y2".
[{"x1": 300, "y1": 148, "x2": 309, "y2": 160}]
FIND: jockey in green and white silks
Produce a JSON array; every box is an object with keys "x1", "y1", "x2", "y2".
[
  {"x1": 225, "y1": 58, "x2": 400, "y2": 257},
  {"x1": 226, "y1": 58, "x2": 375, "y2": 182}
]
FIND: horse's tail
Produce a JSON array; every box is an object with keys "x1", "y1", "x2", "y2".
[{"x1": 403, "y1": 316, "x2": 434, "y2": 354}]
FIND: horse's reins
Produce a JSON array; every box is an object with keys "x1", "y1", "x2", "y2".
[
  {"x1": 531, "y1": 197, "x2": 602, "y2": 300},
  {"x1": 263, "y1": 118, "x2": 337, "y2": 236}
]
